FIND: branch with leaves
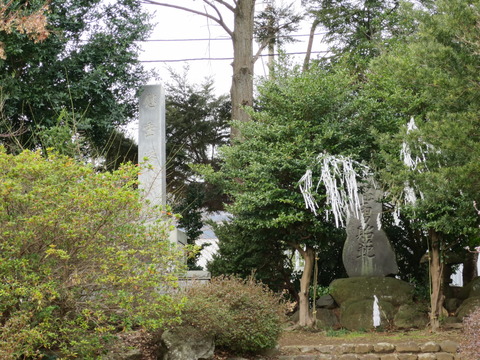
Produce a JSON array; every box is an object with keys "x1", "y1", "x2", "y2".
[{"x1": 0, "y1": 1, "x2": 50, "y2": 59}]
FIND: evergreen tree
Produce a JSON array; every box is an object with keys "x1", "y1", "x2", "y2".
[
  {"x1": 164, "y1": 71, "x2": 230, "y2": 268},
  {"x1": 362, "y1": 0, "x2": 480, "y2": 330},
  {"x1": 304, "y1": 0, "x2": 423, "y2": 68},
  {"x1": 0, "y1": 0, "x2": 153, "y2": 155},
  {"x1": 201, "y1": 64, "x2": 361, "y2": 326},
  {"x1": 165, "y1": 70, "x2": 230, "y2": 197}
]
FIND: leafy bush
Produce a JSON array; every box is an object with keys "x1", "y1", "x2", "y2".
[
  {"x1": 177, "y1": 275, "x2": 285, "y2": 354},
  {"x1": 460, "y1": 306, "x2": 480, "y2": 360},
  {"x1": 0, "y1": 149, "x2": 184, "y2": 359}
]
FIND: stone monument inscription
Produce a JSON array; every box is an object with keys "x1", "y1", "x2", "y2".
[
  {"x1": 138, "y1": 84, "x2": 166, "y2": 209},
  {"x1": 138, "y1": 84, "x2": 187, "y2": 246},
  {"x1": 343, "y1": 188, "x2": 398, "y2": 277}
]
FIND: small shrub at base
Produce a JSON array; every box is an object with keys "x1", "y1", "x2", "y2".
[{"x1": 177, "y1": 275, "x2": 285, "y2": 354}]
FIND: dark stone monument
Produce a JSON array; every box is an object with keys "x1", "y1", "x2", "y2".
[{"x1": 343, "y1": 188, "x2": 398, "y2": 277}]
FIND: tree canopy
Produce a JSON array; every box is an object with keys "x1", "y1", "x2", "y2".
[
  {"x1": 304, "y1": 0, "x2": 424, "y2": 69},
  {"x1": 351, "y1": 0, "x2": 480, "y2": 330}
]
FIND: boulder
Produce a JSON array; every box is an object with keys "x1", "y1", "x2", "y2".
[
  {"x1": 315, "y1": 308, "x2": 340, "y2": 329},
  {"x1": 458, "y1": 276, "x2": 480, "y2": 300},
  {"x1": 158, "y1": 326, "x2": 215, "y2": 360},
  {"x1": 394, "y1": 303, "x2": 429, "y2": 329},
  {"x1": 330, "y1": 277, "x2": 414, "y2": 307},
  {"x1": 289, "y1": 309, "x2": 300, "y2": 323},
  {"x1": 444, "y1": 298, "x2": 461, "y2": 313},
  {"x1": 316, "y1": 294, "x2": 336, "y2": 309},
  {"x1": 456, "y1": 296, "x2": 480, "y2": 319},
  {"x1": 340, "y1": 299, "x2": 395, "y2": 330}
]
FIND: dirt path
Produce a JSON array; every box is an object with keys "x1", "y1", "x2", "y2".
[{"x1": 278, "y1": 328, "x2": 462, "y2": 347}]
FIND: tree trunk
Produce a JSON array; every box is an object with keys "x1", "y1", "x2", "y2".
[
  {"x1": 267, "y1": 39, "x2": 275, "y2": 77},
  {"x1": 429, "y1": 228, "x2": 444, "y2": 332},
  {"x1": 267, "y1": 4, "x2": 275, "y2": 77},
  {"x1": 230, "y1": 0, "x2": 255, "y2": 139},
  {"x1": 297, "y1": 245, "x2": 315, "y2": 327},
  {"x1": 463, "y1": 251, "x2": 478, "y2": 285},
  {"x1": 303, "y1": 19, "x2": 319, "y2": 72}
]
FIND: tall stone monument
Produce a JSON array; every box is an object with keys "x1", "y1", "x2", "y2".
[
  {"x1": 343, "y1": 188, "x2": 398, "y2": 277},
  {"x1": 138, "y1": 84, "x2": 186, "y2": 245},
  {"x1": 138, "y1": 84, "x2": 167, "y2": 209}
]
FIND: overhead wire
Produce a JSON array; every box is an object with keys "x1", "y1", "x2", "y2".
[
  {"x1": 140, "y1": 50, "x2": 328, "y2": 63},
  {"x1": 141, "y1": 32, "x2": 326, "y2": 42}
]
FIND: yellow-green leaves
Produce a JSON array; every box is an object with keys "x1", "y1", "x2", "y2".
[{"x1": 0, "y1": 149, "x2": 184, "y2": 358}]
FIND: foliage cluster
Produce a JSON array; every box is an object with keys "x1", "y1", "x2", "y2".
[
  {"x1": 203, "y1": 64, "x2": 355, "y2": 305},
  {"x1": 0, "y1": 149, "x2": 184, "y2": 359},
  {"x1": 164, "y1": 71, "x2": 230, "y2": 268},
  {"x1": 0, "y1": 0, "x2": 153, "y2": 155},
  {"x1": 208, "y1": 220, "x2": 296, "y2": 295},
  {"x1": 460, "y1": 306, "x2": 480, "y2": 359},
  {"x1": 176, "y1": 276, "x2": 285, "y2": 354},
  {"x1": 0, "y1": 1, "x2": 49, "y2": 59}
]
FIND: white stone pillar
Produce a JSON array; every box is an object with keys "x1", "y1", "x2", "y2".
[{"x1": 138, "y1": 84, "x2": 166, "y2": 208}]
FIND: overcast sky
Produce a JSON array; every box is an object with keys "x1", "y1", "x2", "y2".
[{"x1": 138, "y1": 1, "x2": 327, "y2": 96}]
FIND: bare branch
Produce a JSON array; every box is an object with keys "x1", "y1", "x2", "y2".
[
  {"x1": 141, "y1": 0, "x2": 233, "y2": 37},
  {"x1": 0, "y1": 122, "x2": 27, "y2": 138},
  {"x1": 203, "y1": 0, "x2": 224, "y2": 21},
  {"x1": 252, "y1": 38, "x2": 269, "y2": 64},
  {"x1": 202, "y1": 0, "x2": 233, "y2": 36},
  {"x1": 205, "y1": 0, "x2": 235, "y2": 13}
]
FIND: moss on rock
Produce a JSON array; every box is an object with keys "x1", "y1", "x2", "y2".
[
  {"x1": 330, "y1": 277, "x2": 414, "y2": 307},
  {"x1": 340, "y1": 299, "x2": 395, "y2": 331},
  {"x1": 456, "y1": 296, "x2": 480, "y2": 319},
  {"x1": 394, "y1": 303, "x2": 429, "y2": 329},
  {"x1": 458, "y1": 277, "x2": 480, "y2": 300}
]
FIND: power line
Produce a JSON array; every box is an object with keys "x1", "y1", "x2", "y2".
[
  {"x1": 141, "y1": 32, "x2": 326, "y2": 42},
  {"x1": 140, "y1": 50, "x2": 328, "y2": 63},
  {"x1": 142, "y1": 37, "x2": 230, "y2": 42}
]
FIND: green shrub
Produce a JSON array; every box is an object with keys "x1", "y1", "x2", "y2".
[
  {"x1": 177, "y1": 275, "x2": 285, "y2": 354},
  {"x1": 460, "y1": 306, "x2": 480, "y2": 360},
  {"x1": 0, "y1": 149, "x2": 184, "y2": 359},
  {"x1": 309, "y1": 285, "x2": 330, "y2": 301}
]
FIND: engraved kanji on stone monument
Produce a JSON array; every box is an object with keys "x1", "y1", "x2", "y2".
[
  {"x1": 343, "y1": 188, "x2": 398, "y2": 277},
  {"x1": 138, "y1": 85, "x2": 166, "y2": 209}
]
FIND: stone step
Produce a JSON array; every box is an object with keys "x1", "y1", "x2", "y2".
[
  {"x1": 277, "y1": 355, "x2": 460, "y2": 360},
  {"x1": 278, "y1": 341, "x2": 461, "y2": 360}
]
